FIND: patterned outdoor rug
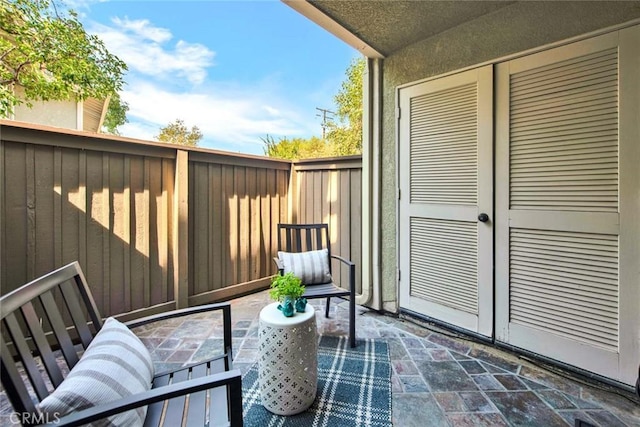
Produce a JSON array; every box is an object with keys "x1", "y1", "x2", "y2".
[{"x1": 242, "y1": 336, "x2": 392, "y2": 427}]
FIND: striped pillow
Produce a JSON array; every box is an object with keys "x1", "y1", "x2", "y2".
[
  {"x1": 38, "y1": 317, "x2": 154, "y2": 426},
  {"x1": 278, "y1": 248, "x2": 332, "y2": 284}
]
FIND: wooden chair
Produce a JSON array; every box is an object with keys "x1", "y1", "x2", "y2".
[
  {"x1": 0, "y1": 261, "x2": 242, "y2": 427},
  {"x1": 274, "y1": 223, "x2": 356, "y2": 348}
]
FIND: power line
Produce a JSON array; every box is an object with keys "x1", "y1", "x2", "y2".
[{"x1": 315, "y1": 107, "x2": 335, "y2": 140}]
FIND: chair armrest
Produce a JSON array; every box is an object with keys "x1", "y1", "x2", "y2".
[
  {"x1": 330, "y1": 255, "x2": 356, "y2": 296},
  {"x1": 124, "y1": 303, "x2": 232, "y2": 365},
  {"x1": 273, "y1": 257, "x2": 284, "y2": 275},
  {"x1": 330, "y1": 254, "x2": 355, "y2": 267},
  {"x1": 44, "y1": 369, "x2": 242, "y2": 427}
]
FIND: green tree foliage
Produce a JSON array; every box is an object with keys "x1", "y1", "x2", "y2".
[
  {"x1": 326, "y1": 57, "x2": 364, "y2": 156},
  {"x1": 156, "y1": 119, "x2": 202, "y2": 147},
  {"x1": 262, "y1": 57, "x2": 365, "y2": 160},
  {"x1": 262, "y1": 135, "x2": 331, "y2": 160},
  {"x1": 0, "y1": 0, "x2": 127, "y2": 117},
  {"x1": 102, "y1": 92, "x2": 129, "y2": 135}
]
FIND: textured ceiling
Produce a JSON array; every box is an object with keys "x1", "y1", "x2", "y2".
[{"x1": 310, "y1": 1, "x2": 515, "y2": 57}]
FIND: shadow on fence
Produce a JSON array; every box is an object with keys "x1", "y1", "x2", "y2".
[{"x1": 0, "y1": 121, "x2": 362, "y2": 320}]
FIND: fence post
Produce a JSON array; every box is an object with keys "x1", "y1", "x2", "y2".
[
  {"x1": 288, "y1": 161, "x2": 297, "y2": 223},
  {"x1": 173, "y1": 149, "x2": 189, "y2": 309}
]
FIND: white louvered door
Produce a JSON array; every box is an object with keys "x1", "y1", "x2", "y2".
[
  {"x1": 398, "y1": 66, "x2": 494, "y2": 336},
  {"x1": 495, "y1": 27, "x2": 640, "y2": 386}
]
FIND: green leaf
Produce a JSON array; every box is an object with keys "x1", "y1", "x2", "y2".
[{"x1": 1, "y1": 0, "x2": 127, "y2": 117}]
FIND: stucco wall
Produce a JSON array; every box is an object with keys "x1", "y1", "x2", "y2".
[
  {"x1": 13, "y1": 86, "x2": 79, "y2": 130},
  {"x1": 380, "y1": 1, "x2": 640, "y2": 312}
]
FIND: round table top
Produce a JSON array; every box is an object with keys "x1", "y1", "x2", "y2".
[{"x1": 260, "y1": 302, "x2": 315, "y2": 327}]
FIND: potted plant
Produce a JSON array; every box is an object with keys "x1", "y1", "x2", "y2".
[{"x1": 269, "y1": 272, "x2": 306, "y2": 317}]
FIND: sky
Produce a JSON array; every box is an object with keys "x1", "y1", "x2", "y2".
[{"x1": 70, "y1": 0, "x2": 360, "y2": 155}]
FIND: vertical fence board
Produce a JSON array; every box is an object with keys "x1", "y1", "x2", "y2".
[
  {"x1": 258, "y1": 168, "x2": 268, "y2": 277},
  {"x1": 269, "y1": 170, "x2": 279, "y2": 270},
  {"x1": 77, "y1": 151, "x2": 87, "y2": 283},
  {"x1": 211, "y1": 165, "x2": 222, "y2": 290},
  {"x1": 130, "y1": 156, "x2": 145, "y2": 310},
  {"x1": 53, "y1": 148, "x2": 62, "y2": 268},
  {"x1": 26, "y1": 145, "x2": 35, "y2": 280},
  {"x1": 248, "y1": 168, "x2": 259, "y2": 281},
  {"x1": 109, "y1": 154, "x2": 125, "y2": 314},
  {"x1": 204, "y1": 164, "x2": 214, "y2": 293},
  {"x1": 142, "y1": 158, "x2": 152, "y2": 308},
  {"x1": 238, "y1": 167, "x2": 249, "y2": 284},
  {"x1": 193, "y1": 163, "x2": 208, "y2": 295},
  {"x1": 2, "y1": 142, "x2": 28, "y2": 290},
  {"x1": 226, "y1": 166, "x2": 235, "y2": 286},
  {"x1": 61, "y1": 149, "x2": 80, "y2": 267},
  {"x1": 101, "y1": 154, "x2": 111, "y2": 314},
  {"x1": 34, "y1": 146, "x2": 55, "y2": 278},
  {"x1": 279, "y1": 170, "x2": 288, "y2": 225},
  {"x1": 171, "y1": 152, "x2": 187, "y2": 309},
  {"x1": 122, "y1": 157, "x2": 131, "y2": 312},
  {"x1": 85, "y1": 151, "x2": 105, "y2": 313}
]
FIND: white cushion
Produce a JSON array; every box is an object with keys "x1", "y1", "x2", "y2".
[
  {"x1": 278, "y1": 248, "x2": 332, "y2": 285},
  {"x1": 38, "y1": 317, "x2": 154, "y2": 426}
]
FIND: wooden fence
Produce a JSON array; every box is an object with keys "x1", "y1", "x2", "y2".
[
  {"x1": 292, "y1": 156, "x2": 363, "y2": 294},
  {"x1": 0, "y1": 121, "x2": 362, "y2": 319}
]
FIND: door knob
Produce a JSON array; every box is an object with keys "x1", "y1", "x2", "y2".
[{"x1": 478, "y1": 213, "x2": 489, "y2": 222}]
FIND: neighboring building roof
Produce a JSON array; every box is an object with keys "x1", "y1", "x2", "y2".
[{"x1": 83, "y1": 96, "x2": 110, "y2": 133}]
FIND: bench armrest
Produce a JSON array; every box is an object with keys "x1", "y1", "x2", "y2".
[
  {"x1": 123, "y1": 302, "x2": 231, "y2": 329},
  {"x1": 124, "y1": 303, "x2": 233, "y2": 365},
  {"x1": 44, "y1": 369, "x2": 242, "y2": 427}
]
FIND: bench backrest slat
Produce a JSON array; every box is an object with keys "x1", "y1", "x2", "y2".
[
  {"x1": 21, "y1": 301, "x2": 65, "y2": 387},
  {"x1": 0, "y1": 261, "x2": 104, "y2": 415},
  {"x1": 59, "y1": 280, "x2": 95, "y2": 348},
  {"x1": 0, "y1": 339, "x2": 37, "y2": 414},
  {"x1": 39, "y1": 291, "x2": 80, "y2": 368},
  {"x1": 3, "y1": 313, "x2": 51, "y2": 401}
]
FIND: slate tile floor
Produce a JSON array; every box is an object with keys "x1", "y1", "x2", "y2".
[{"x1": 1, "y1": 289, "x2": 639, "y2": 426}]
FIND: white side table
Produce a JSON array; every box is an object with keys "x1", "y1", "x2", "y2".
[{"x1": 258, "y1": 302, "x2": 318, "y2": 415}]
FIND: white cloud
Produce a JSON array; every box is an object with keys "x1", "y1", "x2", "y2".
[
  {"x1": 111, "y1": 16, "x2": 172, "y2": 43},
  {"x1": 89, "y1": 18, "x2": 214, "y2": 84},
  {"x1": 120, "y1": 79, "x2": 317, "y2": 153},
  {"x1": 85, "y1": 14, "x2": 322, "y2": 154}
]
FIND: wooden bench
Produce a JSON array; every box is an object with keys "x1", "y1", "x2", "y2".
[{"x1": 0, "y1": 261, "x2": 243, "y2": 426}]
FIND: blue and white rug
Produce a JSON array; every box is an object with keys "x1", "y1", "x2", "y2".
[{"x1": 242, "y1": 336, "x2": 392, "y2": 427}]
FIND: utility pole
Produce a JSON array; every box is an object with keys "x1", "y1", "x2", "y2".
[{"x1": 315, "y1": 107, "x2": 335, "y2": 140}]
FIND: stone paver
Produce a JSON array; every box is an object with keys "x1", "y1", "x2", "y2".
[{"x1": 1, "y1": 288, "x2": 638, "y2": 427}]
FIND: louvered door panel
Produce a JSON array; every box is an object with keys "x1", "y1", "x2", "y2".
[
  {"x1": 496, "y1": 27, "x2": 640, "y2": 386},
  {"x1": 510, "y1": 228, "x2": 618, "y2": 351},
  {"x1": 400, "y1": 66, "x2": 493, "y2": 336},
  {"x1": 410, "y1": 218, "x2": 478, "y2": 314},
  {"x1": 410, "y1": 83, "x2": 478, "y2": 205},
  {"x1": 509, "y1": 48, "x2": 618, "y2": 212}
]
